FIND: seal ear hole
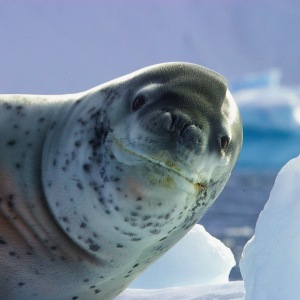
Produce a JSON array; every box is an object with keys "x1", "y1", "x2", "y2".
[
  {"x1": 220, "y1": 136, "x2": 230, "y2": 150},
  {"x1": 132, "y1": 96, "x2": 146, "y2": 111}
]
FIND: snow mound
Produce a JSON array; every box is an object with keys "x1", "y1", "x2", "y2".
[
  {"x1": 240, "y1": 154, "x2": 300, "y2": 299},
  {"x1": 117, "y1": 281, "x2": 245, "y2": 300},
  {"x1": 129, "y1": 224, "x2": 235, "y2": 289}
]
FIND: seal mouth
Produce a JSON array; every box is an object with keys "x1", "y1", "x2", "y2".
[{"x1": 113, "y1": 137, "x2": 207, "y2": 192}]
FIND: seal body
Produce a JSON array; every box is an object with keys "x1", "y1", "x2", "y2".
[{"x1": 0, "y1": 62, "x2": 242, "y2": 299}]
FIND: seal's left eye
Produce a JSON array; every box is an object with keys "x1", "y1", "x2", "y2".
[{"x1": 132, "y1": 96, "x2": 146, "y2": 111}]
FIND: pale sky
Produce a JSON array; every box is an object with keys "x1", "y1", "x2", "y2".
[{"x1": 0, "y1": 0, "x2": 299, "y2": 94}]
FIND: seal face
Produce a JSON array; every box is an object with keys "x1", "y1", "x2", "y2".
[{"x1": 0, "y1": 62, "x2": 242, "y2": 299}]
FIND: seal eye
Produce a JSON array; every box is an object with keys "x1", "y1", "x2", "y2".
[
  {"x1": 220, "y1": 136, "x2": 230, "y2": 150},
  {"x1": 132, "y1": 96, "x2": 146, "y2": 111}
]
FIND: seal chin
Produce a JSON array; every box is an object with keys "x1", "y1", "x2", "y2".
[{"x1": 112, "y1": 136, "x2": 207, "y2": 191}]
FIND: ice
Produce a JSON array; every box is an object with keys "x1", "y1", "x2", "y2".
[
  {"x1": 233, "y1": 82, "x2": 300, "y2": 170},
  {"x1": 129, "y1": 224, "x2": 236, "y2": 289},
  {"x1": 240, "y1": 155, "x2": 300, "y2": 299},
  {"x1": 230, "y1": 69, "x2": 281, "y2": 92},
  {"x1": 117, "y1": 281, "x2": 245, "y2": 300},
  {"x1": 117, "y1": 225, "x2": 241, "y2": 299},
  {"x1": 235, "y1": 86, "x2": 300, "y2": 132}
]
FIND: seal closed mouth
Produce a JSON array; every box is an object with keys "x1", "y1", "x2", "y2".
[{"x1": 113, "y1": 136, "x2": 207, "y2": 192}]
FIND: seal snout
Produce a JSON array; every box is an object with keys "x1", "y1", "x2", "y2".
[
  {"x1": 162, "y1": 111, "x2": 203, "y2": 153},
  {"x1": 157, "y1": 110, "x2": 204, "y2": 153}
]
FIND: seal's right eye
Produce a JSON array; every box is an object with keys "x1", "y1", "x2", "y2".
[{"x1": 132, "y1": 96, "x2": 146, "y2": 111}]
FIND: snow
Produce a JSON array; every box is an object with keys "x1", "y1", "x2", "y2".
[
  {"x1": 240, "y1": 155, "x2": 300, "y2": 300},
  {"x1": 129, "y1": 225, "x2": 235, "y2": 289},
  {"x1": 117, "y1": 225, "x2": 243, "y2": 299},
  {"x1": 117, "y1": 281, "x2": 245, "y2": 300}
]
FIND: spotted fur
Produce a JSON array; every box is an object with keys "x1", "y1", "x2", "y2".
[{"x1": 0, "y1": 62, "x2": 242, "y2": 299}]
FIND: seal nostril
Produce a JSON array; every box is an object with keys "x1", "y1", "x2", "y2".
[
  {"x1": 180, "y1": 123, "x2": 191, "y2": 136},
  {"x1": 220, "y1": 136, "x2": 230, "y2": 150},
  {"x1": 170, "y1": 114, "x2": 177, "y2": 131}
]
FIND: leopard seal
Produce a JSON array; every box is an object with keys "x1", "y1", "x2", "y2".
[{"x1": 0, "y1": 62, "x2": 242, "y2": 299}]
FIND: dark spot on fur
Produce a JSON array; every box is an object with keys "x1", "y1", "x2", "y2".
[
  {"x1": 122, "y1": 231, "x2": 136, "y2": 237},
  {"x1": 80, "y1": 222, "x2": 86, "y2": 228},
  {"x1": 18, "y1": 282, "x2": 25, "y2": 286},
  {"x1": 89, "y1": 244, "x2": 100, "y2": 252},
  {"x1": 0, "y1": 237, "x2": 7, "y2": 245},
  {"x1": 83, "y1": 164, "x2": 91, "y2": 172},
  {"x1": 131, "y1": 211, "x2": 139, "y2": 217},
  {"x1": 7, "y1": 140, "x2": 16, "y2": 146},
  {"x1": 76, "y1": 182, "x2": 84, "y2": 190},
  {"x1": 133, "y1": 263, "x2": 139, "y2": 268},
  {"x1": 131, "y1": 237, "x2": 141, "y2": 242},
  {"x1": 62, "y1": 216, "x2": 69, "y2": 223},
  {"x1": 8, "y1": 194, "x2": 14, "y2": 208},
  {"x1": 74, "y1": 141, "x2": 81, "y2": 147},
  {"x1": 98, "y1": 197, "x2": 105, "y2": 205},
  {"x1": 50, "y1": 122, "x2": 56, "y2": 130},
  {"x1": 38, "y1": 117, "x2": 45, "y2": 123},
  {"x1": 116, "y1": 243, "x2": 124, "y2": 248},
  {"x1": 5, "y1": 103, "x2": 12, "y2": 109},
  {"x1": 150, "y1": 229, "x2": 161, "y2": 235}
]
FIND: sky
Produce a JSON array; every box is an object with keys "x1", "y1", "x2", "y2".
[{"x1": 0, "y1": 0, "x2": 300, "y2": 94}]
